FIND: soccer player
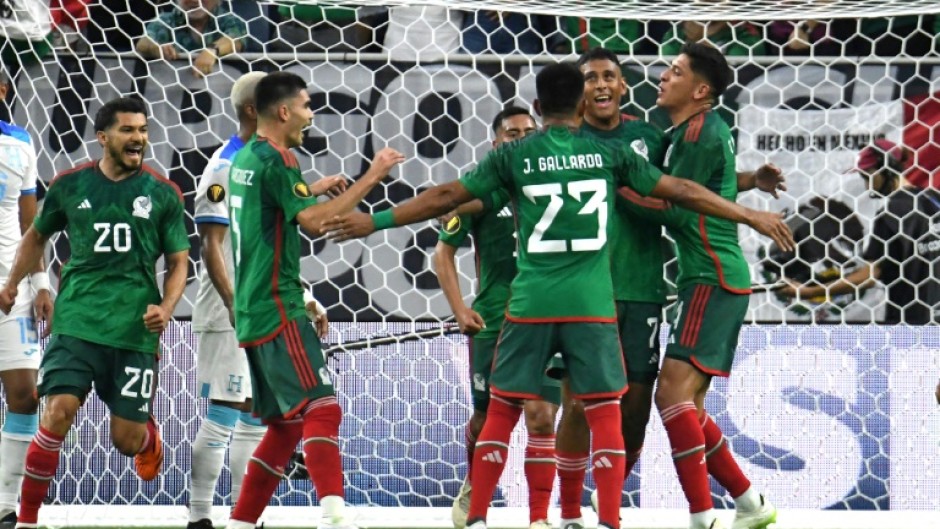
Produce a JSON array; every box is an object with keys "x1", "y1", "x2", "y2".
[
  {"x1": 223, "y1": 71, "x2": 404, "y2": 529},
  {"x1": 434, "y1": 106, "x2": 560, "y2": 529},
  {"x1": 323, "y1": 62, "x2": 793, "y2": 529},
  {"x1": 647, "y1": 42, "x2": 780, "y2": 529},
  {"x1": 0, "y1": 69, "x2": 53, "y2": 527},
  {"x1": 0, "y1": 96, "x2": 190, "y2": 529}
]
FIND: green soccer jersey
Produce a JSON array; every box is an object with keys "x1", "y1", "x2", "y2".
[
  {"x1": 460, "y1": 125, "x2": 663, "y2": 321},
  {"x1": 663, "y1": 111, "x2": 751, "y2": 293},
  {"x1": 581, "y1": 116, "x2": 670, "y2": 304},
  {"x1": 438, "y1": 189, "x2": 515, "y2": 339},
  {"x1": 229, "y1": 137, "x2": 318, "y2": 345},
  {"x1": 33, "y1": 162, "x2": 190, "y2": 354}
]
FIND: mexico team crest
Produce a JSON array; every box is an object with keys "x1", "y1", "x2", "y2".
[{"x1": 132, "y1": 196, "x2": 152, "y2": 219}]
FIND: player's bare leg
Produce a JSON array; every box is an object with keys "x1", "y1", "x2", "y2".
[
  {"x1": 555, "y1": 380, "x2": 590, "y2": 529},
  {"x1": 0, "y1": 370, "x2": 38, "y2": 526},
  {"x1": 522, "y1": 400, "x2": 559, "y2": 529}
]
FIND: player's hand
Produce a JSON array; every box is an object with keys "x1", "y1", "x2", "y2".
[
  {"x1": 305, "y1": 298, "x2": 329, "y2": 339},
  {"x1": 747, "y1": 210, "x2": 795, "y2": 253},
  {"x1": 370, "y1": 148, "x2": 406, "y2": 177},
  {"x1": 310, "y1": 175, "x2": 347, "y2": 198},
  {"x1": 143, "y1": 304, "x2": 171, "y2": 333},
  {"x1": 323, "y1": 212, "x2": 375, "y2": 241},
  {"x1": 160, "y1": 43, "x2": 178, "y2": 60},
  {"x1": 455, "y1": 308, "x2": 485, "y2": 336},
  {"x1": 0, "y1": 284, "x2": 17, "y2": 315},
  {"x1": 33, "y1": 289, "x2": 54, "y2": 338},
  {"x1": 193, "y1": 49, "x2": 217, "y2": 77},
  {"x1": 754, "y1": 163, "x2": 787, "y2": 199}
]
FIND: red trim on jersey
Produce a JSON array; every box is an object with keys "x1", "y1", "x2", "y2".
[
  {"x1": 239, "y1": 323, "x2": 286, "y2": 348},
  {"x1": 505, "y1": 314, "x2": 618, "y2": 324},
  {"x1": 271, "y1": 212, "x2": 290, "y2": 326},
  {"x1": 684, "y1": 112, "x2": 706, "y2": 143},
  {"x1": 678, "y1": 285, "x2": 700, "y2": 347},
  {"x1": 287, "y1": 321, "x2": 318, "y2": 390},
  {"x1": 620, "y1": 113, "x2": 639, "y2": 122},
  {"x1": 257, "y1": 137, "x2": 299, "y2": 169},
  {"x1": 570, "y1": 384, "x2": 629, "y2": 400},
  {"x1": 698, "y1": 215, "x2": 753, "y2": 295},
  {"x1": 280, "y1": 397, "x2": 312, "y2": 421},
  {"x1": 490, "y1": 385, "x2": 543, "y2": 401},
  {"x1": 690, "y1": 355, "x2": 730, "y2": 377},
  {"x1": 50, "y1": 160, "x2": 96, "y2": 187},
  {"x1": 680, "y1": 285, "x2": 712, "y2": 348},
  {"x1": 283, "y1": 321, "x2": 312, "y2": 389},
  {"x1": 141, "y1": 163, "x2": 184, "y2": 202},
  {"x1": 618, "y1": 186, "x2": 670, "y2": 210}
]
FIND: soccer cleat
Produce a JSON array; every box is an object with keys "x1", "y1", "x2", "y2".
[
  {"x1": 589, "y1": 488, "x2": 622, "y2": 525},
  {"x1": 134, "y1": 414, "x2": 164, "y2": 481},
  {"x1": 732, "y1": 494, "x2": 777, "y2": 529},
  {"x1": 0, "y1": 511, "x2": 15, "y2": 529},
  {"x1": 696, "y1": 519, "x2": 726, "y2": 529},
  {"x1": 466, "y1": 521, "x2": 487, "y2": 529},
  {"x1": 529, "y1": 521, "x2": 551, "y2": 529},
  {"x1": 186, "y1": 520, "x2": 214, "y2": 529},
  {"x1": 451, "y1": 477, "x2": 472, "y2": 529},
  {"x1": 559, "y1": 518, "x2": 585, "y2": 529}
]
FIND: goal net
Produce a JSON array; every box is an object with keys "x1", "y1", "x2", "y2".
[{"x1": 5, "y1": 0, "x2": 940, "y2": 527}]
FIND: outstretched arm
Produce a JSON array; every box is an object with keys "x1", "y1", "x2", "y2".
[{"x1": 778, "y1": 261, "x2": 880, "y2": 300}]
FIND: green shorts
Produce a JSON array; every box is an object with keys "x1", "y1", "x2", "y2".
[
  {"x1": 665, "y1": 285, "x2": 748, "y2": 377},
  {"x1": 491, "y1": 320, "x2": 626, "y2": 400},
  {"x1": 470, "y1": 334, "x2": 561, "y2": 411},
  {"x1": 39, "y1": 334, "x2": 157, "y2": 423},
  {"x1": 616, "y1": 301, "x2": 663, "y2": 384},
  {"x1": 245, "y1": 318, "x2": 335, "y2": 421}
]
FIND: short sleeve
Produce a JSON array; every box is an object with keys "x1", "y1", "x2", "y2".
[
  {"x1": 438, "y1": 212, "x2": 474, "y2": 248},
  {"x1": 265, "y1": 157, "x2": 318, "y2": 221},
  {"x1": 614, "y1": 146, "x2": 663, "y2": 197},
  {"x1": 459, "y1": 149, "x2": 509, "y2": 200},
  {"x1": 216, "y1": 13, "x2": 248, "y2": 41},
  {"x1": 160, "y1": 189, "x2": 191, "y2": 254},
  {"x1": 33, "y1": 181, "x2": 67, "y2": 235},
  {"x1": 20, "y1": 138, "x2": 38, "y2": 195},
  {"x1": 194, "y1": 158, "x2": 231, "y2": 226},
  {"x1": 145, "y1": 15, "x2": 173, "y2": 44}
]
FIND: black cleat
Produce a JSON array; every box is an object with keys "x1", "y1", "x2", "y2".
[
  {"x1": 0, "y1": 512, "x2": 17, "y2": 529},
  {"x1": 186, "y1": 519, "x2": 214, "y2": 529}
]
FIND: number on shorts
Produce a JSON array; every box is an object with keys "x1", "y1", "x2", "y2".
[
  {"x1": 647, "y1": 316, "x2": 660, "y2": 350},
  {"x1": 121, "y1": 367, "x2": 154, "y2": 399},
  {"x1": 17, "y1": 317, "x2": 38, "y2": 345}
]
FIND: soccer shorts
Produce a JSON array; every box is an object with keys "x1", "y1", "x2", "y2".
[
  {"x1": 245, "y1": 317, "x2": 334, "y2": 422},
  {"x1": 196, "y1": 330, "x2": 253, "y2": 402},
  {"x1": 491, "y1": 320, "x2": 626, "y2": 400},
  {"x1": 616, "y1": 301, "x2": 663, "y2": 384},
  {"x1": 665, "y1": 284, "x2": 748, "y2": 377},
  {"x1": 469, "y1": 334, "x2": 562, "y2": 411},
  {"x1": 39, "y1": 334, "x2": 157, "y2": 423},
  {"x1": 0, "y1": 279, "x2": 40, "y2": 371}
]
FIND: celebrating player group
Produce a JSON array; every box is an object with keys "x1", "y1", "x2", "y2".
[{"x1": 0, "y1": 40, "x2": 793, "y2": 529}]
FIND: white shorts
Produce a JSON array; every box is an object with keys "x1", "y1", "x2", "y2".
[
  {"x1": 0, "y1": 282, "x2": 40, "y2": 371},
  {"x1": 195, "y1": 330, "x2": 252, "y2": 402}
]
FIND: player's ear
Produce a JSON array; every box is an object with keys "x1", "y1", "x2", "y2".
[
  {"x1": 96, "y1": 129, "x2": 107, "y2": 146},
  {"x1": 533, "y1": 99, "x2": 542, "y2": 118},
  {"x1": 576, "y1": 98, "x2": 586, "y2": 119}
]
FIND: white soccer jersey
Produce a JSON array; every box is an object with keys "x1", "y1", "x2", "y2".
[
  {"x1": 0, "y1": 121, "x2": 38, "y2": 281},
  {"x1": 193, "y1": 135, "x2": 244, "y2": 332}
]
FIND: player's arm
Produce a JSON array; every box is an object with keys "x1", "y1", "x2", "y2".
[
  {"x1": 0, "y1": 226, "x2": 51, "y2": 314},
  {"x1": 433, "y1": 240, "x2": 484, "y2": 335},
  {"x1": 143, "y1": 250, "x2": 188, "y2": 333},
  {"x1": 737, "y1": 164, "x2": 787, "y2": 198},
  {"x1": 779, "y1": 261, "x2": 880, "y2": 300},
  {"x1": 18, "y1": 193, "x2": 53, "y2": 325},
  {"x1": 294, "y1": 147, "x2": 404, "y2": 236},
  {"x1": 197, "y1": 222, "x2": 234, "y2": 317},
  {"x1": 649, "y1": 174, "x2": 795, "y2": 252}
]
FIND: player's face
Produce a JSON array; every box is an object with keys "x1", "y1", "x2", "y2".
[
  {"x1": 284, "y1": 89, "x2": 314, "y2": 148},
  {"x1": 493, "y1": 114, "x2": 536, "y2": 147},
  {"x1": 657, "y1": 54, "x2": 703, "y2": 110},
  {"x1": 580, "y1": 59, "x2": 627, "y2": 122},
  {"x1": 101, "y1": 111, "x2": 148, "y2": 172}
]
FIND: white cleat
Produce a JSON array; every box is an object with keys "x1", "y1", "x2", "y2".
[
  {"x1": 451, "y1": 477, "x2": 472, "y2": 529},
  {"x1": 529, "y1": 520, "x2": 551, "y2": 529},
  {"x1": 466, "y1": 521, "x2": 487, "y2": 529},
  {"x1": 732, "y1": 494, "x2": 777, "y2": 529},
  {"x1": 318, "y1": 518, "x2": 359, "y2": 529},
  {"x1": 559, "y1": 518, "x2": 586, "y2": 529}
]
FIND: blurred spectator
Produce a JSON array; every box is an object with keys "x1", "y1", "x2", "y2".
[
  {"x1": 383, "y1": 5, "x2": 462, "y2": 61},
  {"x1": 767, "y1": 19, "x2": 857, "y2": 56},
  {"x1": 271, "y1": 2, "x2": 385, "y2": 53},
  {"x1": 563, "y1": 17, "x2": 657, "y2": 55},
  {"x1": 50, "y1": 0, "x2": 90, "y2": 53},
  {"x1": 780, "y1": 140, "x2": 940, "y2": 324},
  {"x1": 461, "y1": 11, "x2": 564, "y2": 54},
  {"x1": 661, "y1": 21, "x2": 765, "y2": 57},
  {"x1": 0, "y1": 1, "x2": 53, "y2": 71},
  {"x1": 136, "y1": 0, "x2": 246, "y2": 77}
]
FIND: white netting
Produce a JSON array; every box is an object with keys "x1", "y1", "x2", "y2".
[{"x1": 1, "y1": 1, "x2": 940, "y2": 527}]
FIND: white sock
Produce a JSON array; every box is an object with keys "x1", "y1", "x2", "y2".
[
  {"x1": 320, "y1": 495, "x2": 346, "y2": 521},
  {"x1": 189, "y1": 419, "x2": 233, "y2": 522},
  {"x1": 229, "y1": 419, "x2": 266, "y2": 503},
  {"x1": 734, "y1": 486, "x2": 762, "y2": 512},
  {"x1": 225, "y1": 521, "x2": 255, "y2": 529},
  {"x1": 0, "y1": 412, "x2": 37, "y2": 513},
  {"x1": 690, "y1": 509, "x2": 717, "y2": 529}
]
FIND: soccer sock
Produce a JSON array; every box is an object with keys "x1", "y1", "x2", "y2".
[
  {"x1": 229, "y1": 419, "x2": 303, "y2": 525},
  {"x1": 466, "y1": 397, "x2": 521, "y2": 525},
  {"x1": 584, "y1": 400, "x2": 626, "y2": 529},
  {"x1": 524, "y1": 433, "x2": 555, "y2": 523},
  {"x1": 18, "y1": 427, "x2": 64, "y2": 525},
  {"x1": 189, "y1": 405, "x2": 238, "y2": 522},
  {"x1": 660, "y1": 402, "x2": 712, "y2": 514},
  {"x1": 464, "y1": 423, "x2": 477, "y2": 479},
  {"x1": 0, "y1": 412, "x2": 37, "y2": 514},
  {"x1": 301, "y1": 397, "x2": 344, "y2": 500},
  {"x1": 700, "y1": 413, "x2": 752, "y2": 501},
  {"x1": 230, "y1": 413, "x2": 266, "y2": 503},
  {"x1": 624, "y1": 445, "x2": 643, "y2": 479},
  {"x1": 555, "y1": 451, "x2": 589, "y2": 520}
]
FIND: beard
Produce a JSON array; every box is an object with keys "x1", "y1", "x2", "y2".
[{"x1": 108, "y1": 143, "x2": 143, "y2": 172}]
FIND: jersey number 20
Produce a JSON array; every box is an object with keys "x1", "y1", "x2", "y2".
[{"x1": 94, "y1": 222, "x2": 132, "y2": 253}]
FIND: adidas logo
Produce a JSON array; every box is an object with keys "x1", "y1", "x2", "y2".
[
  {"x1": 138, "y1": 403, "x2": 149, "y2": 413},
  {"x1": 77, "y1": 199, "x2": 91, "y2": 209},
  {"x1": 594, "y1": 456, "x2": 613, "y2": 469},
  {"x1": 482, "y1": 451, "x2": 504, "y2": 464},
  {"x1": 496, "y1": 206, "x2": 513, "y2": 218}
]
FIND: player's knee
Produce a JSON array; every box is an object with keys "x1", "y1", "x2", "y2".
[
  {"x1": 41, "y1": 397, "x2": 79, "y2": 433},
  {"x1": 559, "y1": 399, "x2": 586, "y2": 428},
  {"x1": 5, "y1": 388, "x2": 39, "y2": 414}
]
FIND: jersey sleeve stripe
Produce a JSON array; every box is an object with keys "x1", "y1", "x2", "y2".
[
  {"x1": 698, "y1": 215, "x2": 753, "y2": 294},
  {"x1": 194, "y1": 215, "x2": 230, "y2": 225},
  {"x1": 258, "y1": 137, "x2": 300, "y2": 169},
  {"x1": 21, "y1": 187, "x2": 36, "y2": 195},
  {"x1": 49, "y1": 160, "x2": 96, "y2": 187},
  {"x1": 141, "y1": 164, "x2": 185, "y2": 202},
  {"x1": 618, "y1": 186, "x2": 670, "y2": 210}
]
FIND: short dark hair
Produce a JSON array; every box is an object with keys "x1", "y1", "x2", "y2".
[
  {"x1": 255, "y1": 71, "x2": 308, "y2": 117},
  {"x1": 94, "y1": 97, "x2": 148, "y2": 132},
  {"x1": 680, "y1": 41, "x2": 732, "y2": 100},
  {"x1": 576, "y1": 47, "x2": 621, "y2": 69},
  {"x1": 490, "y1": 105, "x2": 532, "y2": 134},
  {"x1": 536, "y1": 63, "x2": 585, "y2": 117}
]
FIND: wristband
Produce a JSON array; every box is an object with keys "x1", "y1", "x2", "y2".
[
  {"x1": 30, "y1": 271, "x2": 50, "y2": 291},
  {"x1": 371, "y1": 209, "x2": 397, "y2": 231}
]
